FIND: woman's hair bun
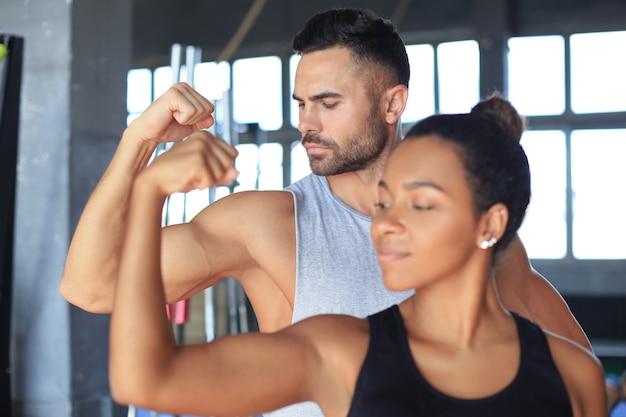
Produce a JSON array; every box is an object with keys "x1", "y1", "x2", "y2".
[{"x1": 470, "y1": 93, "x2": 526, "y2": 142}]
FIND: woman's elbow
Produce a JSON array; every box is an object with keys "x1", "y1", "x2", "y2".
[
  {"x1": 109, "y1": 367, "x2": 152, "y2": 408},
  {"x1": 59, "y1": 272, "x2": 114, "y2": 314}
]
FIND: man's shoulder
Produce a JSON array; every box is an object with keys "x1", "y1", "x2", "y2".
[
  {"x1": 545, "y1": 330, "x2": 606, "y2": 415},
  {"x1": 190, "y1": 189, "x2": 295, "y2": 237},
  {"x1": 285, "y1": 173, "x2": 323, "y2": 192},
  {"x1": 218, "y1": 189, "x2": 295, "y2": 217}
]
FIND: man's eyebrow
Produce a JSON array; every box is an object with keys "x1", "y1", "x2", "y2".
[{"x1": 292, "y1": 91, "x2": 343, "y2": 101}]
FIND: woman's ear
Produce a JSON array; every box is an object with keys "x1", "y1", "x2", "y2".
[
  {"x1": 477, "y1": 203, "x2": 509, "y2": 249},
  {"x1": 383, "y1": 84, "x2": 408, "y2": 124}
]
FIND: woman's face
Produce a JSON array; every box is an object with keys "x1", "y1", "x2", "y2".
[{"x1": 371, "y1": 136, "x2": 483, "y2": 292}]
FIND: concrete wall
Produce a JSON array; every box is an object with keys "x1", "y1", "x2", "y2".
[{"x1": 1, "y1": 0, "x2": 130, "y2": 415}]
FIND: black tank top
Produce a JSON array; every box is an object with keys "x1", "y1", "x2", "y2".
[{"x1": 347, "y1": 305, "x2": 573, "y2": 417}]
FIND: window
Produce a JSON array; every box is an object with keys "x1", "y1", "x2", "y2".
[
  {"x1": 234, "y1": 143, "x2": 284, "y2": 191},
  {"x1": 570, "y1": 31, "x2": 626, "y2": 114},
  {"x1": 126, "y1": 68, "x2": 152, "y2": 125},
  {"x1": 403, "y1": 44, "x2": 435, "y2": 123},
  {"x1": 154, "y1": 65, "x2": 180, "y2": 99},
  {"x1": 289, "y1": 54, "x2": 301, "y2": 129},
  {"x1": 508, "y1": 36, "x2": 565, "y2": 115},
  {"x1": 508, "y1": 32, "x2": 626, "y2": 261},
  {"x1": 127, "y1": 69, "x2": 152, "y2": 114},
  {"x1": 437, "y1": 40, "x2": 480, "y2": 114},
  {"x1": 232, "y1": 56, "x2": 283, "y2": 131},
  {"x1": 571, "y1": 129, "x2": 626, "y2": 259},
  {"x1": 194, "y1": 61, "x2": 231, "y2": 101},
  {"x1": 127, "y1": 31, "x2": 626, "y2": 263},
  {"x1": 518, "y1": 131, "x2": 567, "y2": 259},
  {"x1": 290, "y1": 140, "x2": 310, "y2": 183}
]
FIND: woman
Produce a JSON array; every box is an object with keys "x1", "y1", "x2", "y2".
[{"x1": 109, "y1": 96, "x2": 606, "y2": 417}]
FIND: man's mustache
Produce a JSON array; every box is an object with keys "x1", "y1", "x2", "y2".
[{"x1": 302, "y1": 133, "x2": 335, "y2": 147}]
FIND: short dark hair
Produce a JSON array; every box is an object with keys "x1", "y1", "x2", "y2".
[
  {"x1": 404, "y1": 96, "x2": 531, "y2": 254},
  {"x1": 292, "y1": 8, "x2": 410, "y2": 88}
]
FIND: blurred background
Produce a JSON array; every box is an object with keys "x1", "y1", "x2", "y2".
[{"x1": 1, "y1": 0, "x2": 625, "y2": 416}]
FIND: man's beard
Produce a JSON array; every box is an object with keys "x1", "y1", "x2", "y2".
[{"x1": 302, "y1": 108, "x2": 388, "y2": 177}]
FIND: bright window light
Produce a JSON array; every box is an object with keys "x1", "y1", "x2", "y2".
[
  {"x1": 404, "y1": 44, "x2": 435, "y2": 123},
  {"x1": 508, "y1": 36, "x2": 565, "y2": 115},
  {"x1": 437, "y1": 40, "x2": 480, "y2": 114},
  {"x1": 571, "y1": 31, "x2": 626, "y2": 114},
  {"x1": 258, "y1": 143, "x2": 284, "y2": 190},
  {"x1": 234, "y1": 143, "x2": 284, "y2": 190},
  {"x1": 154, "y1": 66, "x2": 175, "y2": 99},
  {"x1": 232, "y1": 56, "x2": 283, "y2": 131},
  {"x1": 571, "y1": 129, "x2": 626, "y2": 259},
  {"x1": 518, "y1": 131, "x2": 567, "y2": 259},
  {"x1": 193, "y1": 61, "x2": 231, "y2": 101},
  {"x1": 290, "y1": 141, "x2": 310, "y2": 184},
  {"x1": 234, "y1": 143, "x2": 260, "y2": 191},
  {"x1": 126, "y1": 68, "x2": 152, "y2": 114},
  {"x1": 290, "y1": 54, "x2": 301, "y2": 129}
]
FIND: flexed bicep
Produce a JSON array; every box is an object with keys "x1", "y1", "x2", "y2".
[{"x1": 112, "y1": 327, "x2": 318, "y2": 417}]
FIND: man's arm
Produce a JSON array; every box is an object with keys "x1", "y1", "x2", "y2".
[
  {"x1": 60, "y1": 83, "x2": 234, "y2": 313},
  {"x1": 547, "y1": 333, "x2": 607, "y2": 417},
  {"x1": 495, "y1": 235, "x2": 592, "y2": 351}
]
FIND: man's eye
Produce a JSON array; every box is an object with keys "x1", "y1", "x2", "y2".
[
  {"x1": 323, "y1": 102, "x2": 338, "y2": 109},
  {"x1": 375, "y1": 202, "x2": 391, "y2": 209},
  {"x1": 414, "y1": 204, "x2": 433, "y2": 210}
]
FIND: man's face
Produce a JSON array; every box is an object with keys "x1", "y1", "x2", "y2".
[{"x1": 292, "y1": 47, "x2": 388, "y2": 176}]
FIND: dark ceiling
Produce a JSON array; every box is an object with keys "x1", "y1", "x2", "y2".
[{"x1": 131, "y1": 0, "x2": 626, "y2": 69}]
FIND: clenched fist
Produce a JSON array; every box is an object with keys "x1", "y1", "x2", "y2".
[
  {"x1": 127, "y1": 82, "x2": 216, "y2": 146},
  {"x1": 139, "y1": 131, "x2": 239, "y2": 197}
]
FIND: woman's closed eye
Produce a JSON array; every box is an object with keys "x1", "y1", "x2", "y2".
[
  {"x1": 413, "y1": 204, "x2": 433, "y2": 211},
  {"x1": 375, "y1": 201, "x2": 391, "y2": 210}
]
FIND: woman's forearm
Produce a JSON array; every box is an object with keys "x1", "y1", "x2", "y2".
[{"x1": 109, "y1": 174, "x2": 176, "y2": 404}]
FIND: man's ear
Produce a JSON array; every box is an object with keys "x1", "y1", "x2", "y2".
[
  {"x1": 382, "y1": 84, "x2": 408, "y2": 124},
  {"x1": 477, "y1": 203, "x2": 509, "y2": 249}
]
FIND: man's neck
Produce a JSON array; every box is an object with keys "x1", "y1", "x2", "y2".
[
  {"x1": 326, "y1": 123, "x2": 402, "y2": 216},
  {"x1": 326, "y1": 155, "x2": 388, "y2": 217}
]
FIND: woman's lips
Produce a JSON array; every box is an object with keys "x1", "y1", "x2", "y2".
[{"x1": 377, "y1": 248, "x2": 410, "y2": 263}]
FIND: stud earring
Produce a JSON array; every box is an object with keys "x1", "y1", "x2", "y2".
[{"x1": 480, "y1": 237, "x2": 497, "y2": 249}]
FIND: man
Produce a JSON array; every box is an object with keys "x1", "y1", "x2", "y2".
[{"x1": 60, "y1": 8, "x2": 590, "y2": 417}]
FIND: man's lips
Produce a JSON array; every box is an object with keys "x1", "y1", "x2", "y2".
[{"x1": 304, "y1": 144, "x2": 328, "y2": 155}]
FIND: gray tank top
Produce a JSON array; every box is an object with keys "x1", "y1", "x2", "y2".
[{"x1": 263, "y1": 174, "x2": 412, "y2": 417}]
